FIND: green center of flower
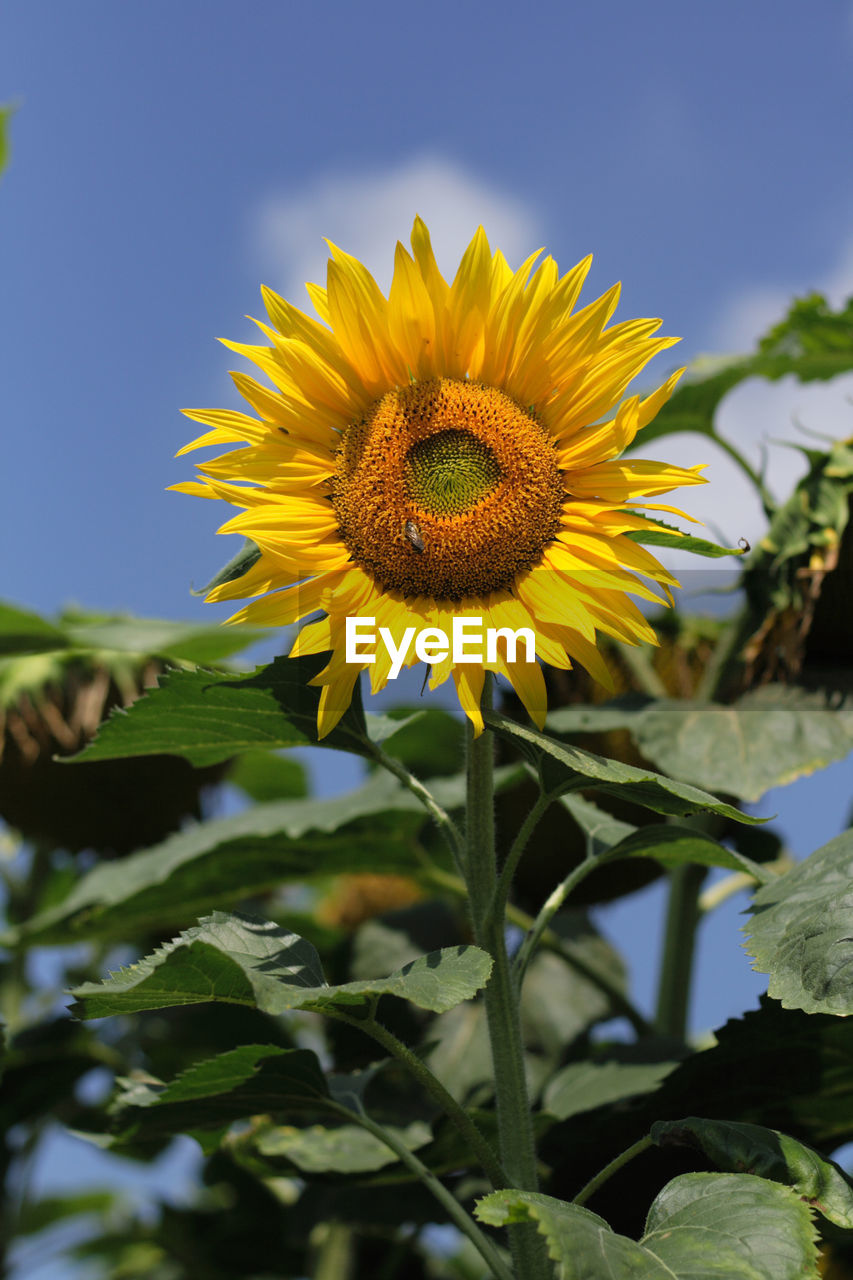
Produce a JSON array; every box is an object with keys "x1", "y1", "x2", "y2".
[{"x1": 404, "y1": 430, "x2": 502, "y2": 516}]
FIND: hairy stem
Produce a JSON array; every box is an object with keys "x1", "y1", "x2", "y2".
[
  {"x1": 491, "y1": 788, "x2": 555, "y2": 914},
  {"x1": 371, "y1": 742, "x2": 465, "y2": 869},
  {"x1": 421, "y1": 862, "x2": 654, "y2": 1038},
  {"x1": 332, "y1": 1010, "x2": 507, "y2": 1190},
  {"x1": 464, "y1": 681, "x2": 547, "y2": 1279},
  {"x1": 336, "y1": 1102, "x2": 514, "y2": 1280},
  {"x1": 514, "y1": 853, "x2": 600, "y2": 987}
]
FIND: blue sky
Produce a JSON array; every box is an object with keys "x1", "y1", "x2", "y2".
[{"x1": 3, "y1": 4, "x2": 853, "y2": 1271}]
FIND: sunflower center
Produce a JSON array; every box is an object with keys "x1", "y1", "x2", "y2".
[
  {"x1": 332, "y1": 378, "x2": 564, "y2": 601},
  {"x1": 405, "y1": 430, "x2": 502, "y2": 516}
]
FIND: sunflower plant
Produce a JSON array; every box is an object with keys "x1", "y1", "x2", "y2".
[{"x1": 6, "y1": 241, "x2": 853, "y2": 1279}]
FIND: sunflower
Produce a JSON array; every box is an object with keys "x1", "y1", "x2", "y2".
[{"x1": 173, "y1": 219, "x2": 704, "y2": 736}]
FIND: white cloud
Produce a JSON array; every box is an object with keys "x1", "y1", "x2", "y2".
[{"x1": 252, "y1": 154, "x2": 542, "y2": 307}]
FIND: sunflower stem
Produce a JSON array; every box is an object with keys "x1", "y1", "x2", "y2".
[
  {"x1": 371, "y1": 743, "x2": 465, "y2": 870},
  {"x1": 513, "y1": 850, "x2": 599, "y2": 988},
  {"x1": 331, "y1": 1100, "x2": 515, "y2": 1280},
  {"x1": 491, "y1": 787, "x2": 555, "y2": 915},
  {"x1": 654, "y1": 860, "x2": 706, "y2": 1039},
  {"x1": 421, "y1": 860, "x2": 654, "y2": 1037},
  {"x1": 330, "y1": 1009, "x2": 507, "y2": 1189},
  {"x1": 464, "y1": 679, "x2": 546, "y2": 1279}
]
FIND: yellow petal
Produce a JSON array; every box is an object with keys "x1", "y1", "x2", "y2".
[
  {"x1": 452, "y1": 663, "x2": 486, "y2": 735},
  {"x1": 567, "y1": 460, "x2": 707, "y2": 502}
]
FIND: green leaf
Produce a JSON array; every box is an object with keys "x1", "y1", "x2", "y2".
[
  {"x1": 522, "y1": 914, "x2": 628, "y2": 1052},
  {"x1": 250, "y1": 1118, "x2": 432, "y2": 1174},
  {"x1": 550, "y1": 689, "x2": 853, "y2": 804},
  {"x1": 487, "y1": 710, "x2": 760, "y2": 824},
  {"x1": 544, "y1": 1060, "x2": 679, "y2": 1122},
  {"x1": 625, "y1": 516, "x2": 748, "y2": 559},
  {"x1": 475, "y1": 1191, "x2": 670, "y2": 1278},
  {"x1": 0, "y1": 600, "x2": 71, "y2": 655},
  {"x1": 0, "y1": 104, "x2": 13, "y2": 178},
  {"x1": 636, "y1": 294, "x2": 853, "y2": 450},
  {"x1": 226, "y1": 749, "x2": 308, "y2": 801},
  {"x1": 477, "y1": 1174, "x2": 818, "y2": 1280},
  {"x1": 0, "y1": 600, "x2": 264, "y2": 665},
  {"x1": 557, "y1": 999, "x2": 853, "y2": 1168},
  {"x1": 651, "y1": 1117, "x2": 853, "y2": 1229},
  {"x1": 547, "y1": 696, "x2": 653, "y2": 736},
  {"x1": 427, "y1": 915, "x2": 627, "y2": 1102},
  {"x1": 744, "y1": 828, "x2": 853, "y2": 1015},
  {"x1": 66, "y1": 655, "x2": 376, "y2": 766},
  {"x1": 190, "y1": 537, "x2": 262, "y2": 597},
  {"x1": 11, "y1": 766, "x2": 511, "y2": 947},
  {"x1": 14, "y1": 1192, "x2": 117, "y2": 1238},
  {"x1": 563, "y1": 791, "x2": 753, "y2": 874},
  {"x1": 69, "y1": 909, "x2": 492, "y2": 1020},
  {"x1": 106, "y1": 1044, "x2": 331, "y2": 1144},
  {"x1": 605, "y1": 824, "x2": 756, "y2": 874},
  {"x1": 560, "y1": 793, "x2": 638, "y2": 855},
  {"x1": 372, "y1": 705, "x2": 466, "y2": 778},
  {"x1": 642, "y1": 1173, "x2": 818, "y2": 1279},
  {"x1": 632, "y1": 691, "x2": 853, "y2": 803},
  {"x1": 61, "y1": 613, "x2": 266, "y2": 665},
  {"x1": 7, "y1": 774, "x2": 429, "y2": 945}
]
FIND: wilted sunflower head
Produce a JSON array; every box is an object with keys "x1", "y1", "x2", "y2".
[
  {"x1": 174, "y1": 219, "x2": 705, "y2": 735},
  {"x1": 0, "y1": 650, "x2": 224, "y2": 854}
]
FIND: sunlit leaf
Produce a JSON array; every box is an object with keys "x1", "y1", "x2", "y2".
[
  {"x1": 544, "y1": 1060, "x2": 679, "y2": 1122},
  {"x1": 69, "y1": 909, "x2": 492, "y2": 1019},
  {"x1": 250, "y1": 1118, "x2": 432, "y2": 1174},
  {"x1": 652, "y1": 1117, "x2": 853, "y2": 1229},
  {"x1": 625, "y1": 516, "x2": 748, "y2": 559},
  {"x1": 744, "y1": 828, "x2": 853, "y2": 1014},
  {"x1": 477, "y1": 1174, "x2": 817, "y2": 1279},
  {"x1": 66, "y1": 656, "x2": 380, "y2": 766},
  {"x1": 10, "y1": 770, "x2": 482, "y2": 945},
  {"x1": 99, "y1": 1044, "x2": 331, "y2": 1146},
  {"x1": 488, "y1": 710, "x2": 761, "y2": 823},
  {"x1": 550, "y1": 688, "x2": 853, "y2": 803}
]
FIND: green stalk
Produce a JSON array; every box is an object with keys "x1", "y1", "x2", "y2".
[
  {"x1": 371, "y1": 742, "x2": 465, "y2": 869},
  {"x1": 654, "y1": 861, "x2": 706, "y2": 1039},
  {"x1": 572, "y1": 1136, "x2": 654, "y2": 1208},
  {"x1": 331, "y1": 1009, "x2": 507, "y2": 1190},
  {"x1": 336, "y1": 1102, "x2": 515, "y2": 1280},
  {"x1": 464, "y1": 679, "x2": 547, "y2": 1279},
  {"x1": 313, "y1": 1223, "x2": 355, "y2": 1280},
  {"x1": 514, "y1": 852, "x2": 600, "y2": 986},
  {"x1": 491, "y1": 788, "x2": 554, "y2": 914},
  {"x1": 421, "y1": 861, "x2": 654, "y2": 1037}
]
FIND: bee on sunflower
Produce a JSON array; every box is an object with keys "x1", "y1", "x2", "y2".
[{"x1": 173, "y1": 219, "x2": 704, "y2": 736}]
